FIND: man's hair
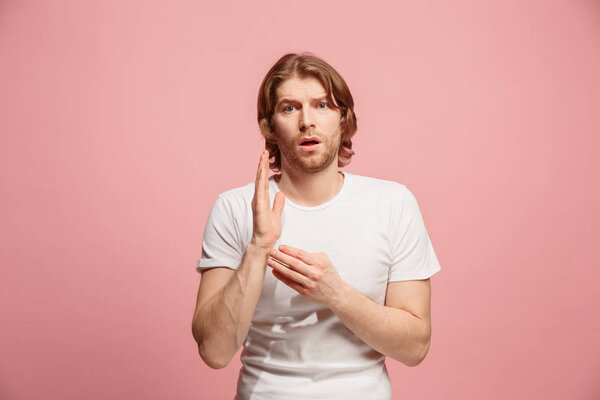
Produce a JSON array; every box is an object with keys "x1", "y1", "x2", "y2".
[{"x1": 257, "y1": 52, "x2": 358, "y2": 172}]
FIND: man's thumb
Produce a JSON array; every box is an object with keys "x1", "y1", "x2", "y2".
[{"x1": 272, "y1": 192, "x2": 285, "y2": 217}]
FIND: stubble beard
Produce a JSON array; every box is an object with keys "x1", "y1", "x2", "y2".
[{"x1": 279, "y1": 131, "x2": 341, "y2": 173}]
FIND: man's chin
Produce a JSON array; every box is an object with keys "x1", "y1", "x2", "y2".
[
  {"x1": 291, "y1": 157, "x2": 334, "y2": 173},
  {"x1": 280, "y1": 146, "x2": 338, "y2": 173}
]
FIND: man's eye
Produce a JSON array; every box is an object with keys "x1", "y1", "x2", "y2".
[
  {"x1": 318, "y1": 102, "x2": 328, "y2": 109},
  {"x1": 284, "y1": 105, "x2": 295, "y2": 112}
]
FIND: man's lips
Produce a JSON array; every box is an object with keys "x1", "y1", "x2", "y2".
[
  {"x1": 298, "y1": 142, "x2": 321, "y2": 152},
  {"x1": 299, "y1": 136, "x2": 322, "y2": 146}
]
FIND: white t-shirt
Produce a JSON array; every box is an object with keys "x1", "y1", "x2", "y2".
[{"x1": 197, "y1": 171, "x2": 442, "y2": 400}]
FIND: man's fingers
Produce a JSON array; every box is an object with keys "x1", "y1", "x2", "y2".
[
  {"x1": 272, "y1": 270, "x2": 305, "y2": 294},
  {"x1": 254, "y1": 150, "x2": 267, "y2": 208},
  {"x1": 267, "y1": 257, "x2": 311, "y2": 287},
  {"x1": 261, "y1": 150, "x2": 269, "y2": 199},
  {"x1": 278, "y1": 245, "x2": 315, "y2": 265},
  {"x1": 269, "y1": 248, "x2": 310, "y2": 277},
  {"x1": 255, "y1": 150, "x2": 265, "y2": 184}
]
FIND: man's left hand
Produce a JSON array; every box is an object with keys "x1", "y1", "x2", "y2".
[{"x1": 267, "y1": 244, "x2": 348, "y2": 307}]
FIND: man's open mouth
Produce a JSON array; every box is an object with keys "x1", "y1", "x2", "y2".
[{"x1": 299, "y1": 137, "x2": 321, "y2": 146}]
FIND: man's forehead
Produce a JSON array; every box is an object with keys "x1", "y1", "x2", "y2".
[
  {"x1": 276, "y1": 76, "x2": 326, "y2": 96},
  {"x1": 274, "y1": 77, "x2": 336, "y2": 105}
]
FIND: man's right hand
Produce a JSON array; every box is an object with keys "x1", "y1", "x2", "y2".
[{"x1": 251, "y1": 150, "x2": 285, "y2": 249}]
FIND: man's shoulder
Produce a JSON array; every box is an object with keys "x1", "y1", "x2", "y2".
[
  {"x1": 347, "y1": 172, "x2": 408, "y2": 196},
  {"x1": 214, "y1": 180, "x2": 255, "y2": 207},
  {"x1": 346, "y1": 173, "x2": 419, "y2": 214}
]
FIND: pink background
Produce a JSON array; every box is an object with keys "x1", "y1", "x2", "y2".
[{"x1": 1, "y1": 1, "x2": 599, "y2": 399}]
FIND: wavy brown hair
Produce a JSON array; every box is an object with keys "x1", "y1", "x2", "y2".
[{"x1": 257, "y1": 52, "x2": 358, "y2": 172}]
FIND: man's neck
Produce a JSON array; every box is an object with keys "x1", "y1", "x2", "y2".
[{"x1": 274, "y1": 164, "x2": 344, "y2": 207}]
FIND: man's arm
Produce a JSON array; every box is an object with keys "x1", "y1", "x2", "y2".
[
  {"x1": 191, "y1": 244, "x2": 270, "y2": 369},
  {"x1": 329, "y1": 279, "x2": 432, "y2": 366},
  {"x1": 267, "y1": 245, "x2": 433, "y2": 367},
  {"x1": 192, "y1": 150, "x2": 285, "y2": 369}
]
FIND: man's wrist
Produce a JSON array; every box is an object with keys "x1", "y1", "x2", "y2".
[
  {"x1": 327, "y1": 280, "x2": 354, "y2": 311},
  {"x1": 246, "y1": 242, "x2": 272, "y2": 257}
]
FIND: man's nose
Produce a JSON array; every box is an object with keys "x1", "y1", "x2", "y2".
[{"x1": 299, "y1": 107, "x2": 315, "y2": 132}]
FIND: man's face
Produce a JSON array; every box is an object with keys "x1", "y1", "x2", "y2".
[{"x1": 271, "y1": 75, "x2": 343, "y2": 173}]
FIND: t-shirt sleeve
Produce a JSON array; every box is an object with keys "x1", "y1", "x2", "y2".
[
  {"x1": 388, "y1": 186, "x2": 442, "y2": 282},
  {"x1": 196, "y1": 194, "x2": 243, "y2": 274}
]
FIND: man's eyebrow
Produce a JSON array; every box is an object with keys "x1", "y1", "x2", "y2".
[{"x1": 276, "y1": 95, "x2": 329, "y2": 105}]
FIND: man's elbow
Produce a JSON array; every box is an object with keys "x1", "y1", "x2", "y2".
[
  {"x1": 200, "y1": 353, "x2": 229, "y2": 370},
  {"x1": 406, "y1": 339, "x2": 431, "y2": 367},
  {"x1": 192, "y1": 321, "x2": 232, "y2": 369},
  {"x1": 198, "y1": 343, "x2": 232, "y2": 370}
]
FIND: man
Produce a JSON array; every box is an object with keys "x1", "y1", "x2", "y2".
[{"x1": 192, "y1": 53, "x2": 442, "y2": 400}]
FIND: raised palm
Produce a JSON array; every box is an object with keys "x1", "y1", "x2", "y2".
[{"x1": 251, "y1": 150, "x2": 285, "y2": 249}]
